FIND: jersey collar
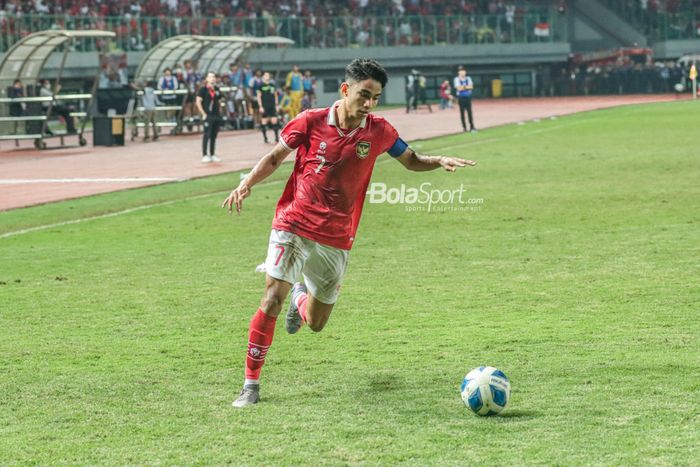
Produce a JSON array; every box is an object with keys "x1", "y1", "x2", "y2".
[{"x1": 327, "y1": 100, "x2": 367, "y2": 138}]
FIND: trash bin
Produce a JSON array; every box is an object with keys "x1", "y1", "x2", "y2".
[
  {"x1": 93, "y1": 116, "x2": 125, "y2": 146},
  {"x1": 491, "y1": 79, "x2": 503, "y2": 98}
]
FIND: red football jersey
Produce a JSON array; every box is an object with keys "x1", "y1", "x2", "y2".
[{"x1": 274, "y1": 102, "x2": 401, "y2": 250}]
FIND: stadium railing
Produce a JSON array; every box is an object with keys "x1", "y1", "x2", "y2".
[
  {"x1": 1, "y1": 13, "x2": 566, "y2": 53},
  {"x1": 601, "y1": 0, "x2": 698, "y2": 41}
]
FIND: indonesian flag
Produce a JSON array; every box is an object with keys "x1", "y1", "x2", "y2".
[{"x1": 534, "y1": 22, "x2": 550, "y2": 37}]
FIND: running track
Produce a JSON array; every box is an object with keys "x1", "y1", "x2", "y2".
[{"x1": 0, "y1": 95, "x2": 686, "y2": 211}]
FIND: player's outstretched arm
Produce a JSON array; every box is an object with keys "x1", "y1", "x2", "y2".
[
  {"x1": 221, "y1": 143, "x2": 292, "y2": 214},
  {"x1": 395, "y1": 147, "x2": 476, "y2": 172}
]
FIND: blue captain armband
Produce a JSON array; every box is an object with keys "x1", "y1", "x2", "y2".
[{"x1": 387, "y1": 137, "x2": 409, "y2": 158}]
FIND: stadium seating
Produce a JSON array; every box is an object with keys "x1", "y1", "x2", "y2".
[{"x1": 0, "y1": 1, "x2": 561, "y2": 52}]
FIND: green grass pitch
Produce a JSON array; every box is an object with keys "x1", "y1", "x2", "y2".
[{"x1": 1, "y1": 101, "x2": 699, "y2": 465}]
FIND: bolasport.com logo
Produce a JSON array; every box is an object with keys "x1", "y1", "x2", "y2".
[{"x1": 366, "y1": 182, "x2": 484, "y2": 213}]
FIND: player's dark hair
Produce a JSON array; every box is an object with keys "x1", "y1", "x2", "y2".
[{"x1": 345, "y1": 58, "x2": 388, "y2": 88}]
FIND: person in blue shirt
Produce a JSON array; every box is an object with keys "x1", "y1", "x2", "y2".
[
  {"x1": 453, "y1": 66, "x2": 477, "y2": 132},
  {"x1": 302, "y1": 69, "x2": 316, "y2": 107}
]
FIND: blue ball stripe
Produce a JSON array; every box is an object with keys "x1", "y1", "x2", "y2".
[
  {"x1": 468, "y1": 387, "x2": 483, "y2": 412},
  {"x1": 491, "y1": 387, "x2": 508, "y2": 407}
]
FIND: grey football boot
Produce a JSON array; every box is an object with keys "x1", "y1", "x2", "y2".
[
  {"x1": 232, "y1": 384, "x2": 260, "y2": 408},
  {"x1": 285, "y1": 282, "x2": 307, "y2": 334}
]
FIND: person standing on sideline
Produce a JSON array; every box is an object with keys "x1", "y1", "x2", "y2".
[
  {"x1": 196, "y1": 71, "x2": 223, "y2": 163},
  {"x1": 439, "y1": 79, "x2": 453, "y2": 110},
  {"x1": 182, "y1": 60, "x2": 201, "y2": 132},
  {"x1": 141, "y1": 80, "x2": 161, "y2": 141},
  {"x1": 257, "y1": 71, "x2": 280, "y2": 144},
  {"x1": 302, "y1": 69, "x2": 317, "y2": 107},
  {"x1": 405, "y1": 70, "x2": 416, "y2": 113},
  {"x1": 417, "y1": 72, "x2": 432, "y2": 112},
  {"x1": 9, "y1": 79, "x2": 26, "y2": 116},
  {"x1": 454, "y1": 65, "x2": 477, "y2": 132},
  {"x1": 285, "y1": 64, "x2": 304, "y2": 118},
  {"x1": 221, "y1": 58, "x2": 476, "y2": 408}
]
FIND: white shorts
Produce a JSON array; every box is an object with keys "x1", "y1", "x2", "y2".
[{"x1": 264, "y1": 229, "x2": 349, "y2": 304}]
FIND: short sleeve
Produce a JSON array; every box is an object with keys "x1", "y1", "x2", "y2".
[
  {"x1": 381, "y1": 120, "x2": 403, "y2": 156},
  {"x1": 197, "y1": 87, "x2": 206, "y2": 99},
  {"x1": 279, "y1": 111, "x2": 309, "y2": 150}
]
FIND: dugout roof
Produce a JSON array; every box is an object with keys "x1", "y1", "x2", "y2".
[
  {"x1": 134, "y1": 35, "x2": 295, "y2": 84},
  {"x1": 0, "y1": 30, "x2": 116, "y2": 101}
]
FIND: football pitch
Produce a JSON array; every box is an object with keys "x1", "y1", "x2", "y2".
[{"x1": 1, "y1": 101, "x2": 698, "y2": 465}]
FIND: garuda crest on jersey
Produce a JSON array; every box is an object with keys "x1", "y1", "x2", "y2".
[{"x1": 356, "y1": 141, "x2": 371, "y2": 159}]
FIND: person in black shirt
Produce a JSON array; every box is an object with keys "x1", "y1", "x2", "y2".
[
  {"x1": 256, "y1": 72, "x2": 279, "y2": 144},
  {"x1": 196, "y1": 71, "x2": 223, "y2": 163},
  {"x1": 9, "y1": 79, "x2": 26, "y2": 117}
]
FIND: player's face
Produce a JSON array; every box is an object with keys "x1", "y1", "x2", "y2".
[
  {"x1": 262, "y1": 72, "x2": 270, "y2": 83},
  {"x1": 206, "y1": 73, "x2": 216, "y2": 85},
  {"x1": 343, "y1": 79, "x2": 382, "y2": 118}
]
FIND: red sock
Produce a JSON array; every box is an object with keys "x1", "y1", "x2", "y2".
[
  {"x1": 245, "y1": 308, "x2": 277, "y2": 381},
  {"x1": 296, "y1": 293, "x2": 308, "y2": 323}
]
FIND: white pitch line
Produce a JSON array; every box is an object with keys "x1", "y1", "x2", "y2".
[
  {"x1": 0, "y1": 180, "x2": 285, "y2": 240},
  {"x1": 0, "y1": 118, "x2": 590, "y2": 240},
  {"x1": 0, "y1": 177, "x2": 186, "y2": 185},
  {"x1": 425, "y1": 118, "x2": 590, "y2": 154}
]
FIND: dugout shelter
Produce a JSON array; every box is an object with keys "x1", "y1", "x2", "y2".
[
  {"x1": 132, "y1": 35, "x2": 294, "y2": 136},
  {"x1": 0, "y1": 29, "x2": 116, "y2": 149}
]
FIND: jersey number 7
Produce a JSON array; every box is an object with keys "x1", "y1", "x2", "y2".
[{"x1": 315, "y1": 155, "x2": 326, "y2": 174}]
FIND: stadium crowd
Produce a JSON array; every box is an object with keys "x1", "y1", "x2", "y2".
[
  {"x1": 1, "y1": 0, "x2": 562, "y2": 51},
  {"x1": 603, "y1": 0, "x2": 700, "y2": 39},
  {"x1": 2, "y1": 0, "x2": 551, "y2": 18},
  {"x1": 549, "y1": 58, "x2": 691, "y2": 96}
]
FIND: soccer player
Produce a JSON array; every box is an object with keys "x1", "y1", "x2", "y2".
[
  {"x1": 222, "y1": 58, "x2": 476, "y2": 408},
  {"x1": 256, "y1": 72, "x2": 279, "y2": 144}
]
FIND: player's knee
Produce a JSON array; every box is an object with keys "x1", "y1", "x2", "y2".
[{"x1": 307, "y1": 319, "x2": 326, "y2": 333}]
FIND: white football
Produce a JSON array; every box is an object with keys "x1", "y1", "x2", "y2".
[{"x1": 461, "y1": 366, "x2": 511, "y2": 416}]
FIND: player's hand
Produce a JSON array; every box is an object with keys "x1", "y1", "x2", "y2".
[
  {"x1": 440, "y1": 156, "x2": 475, "y2": 172},
  {"x1": 221, "y1": 181, "x2": 251, "y2": 214}
]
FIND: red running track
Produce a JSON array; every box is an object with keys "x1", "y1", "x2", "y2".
[{"x1": 0, "y1": 94, "x2": 686, "y2": 211}]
